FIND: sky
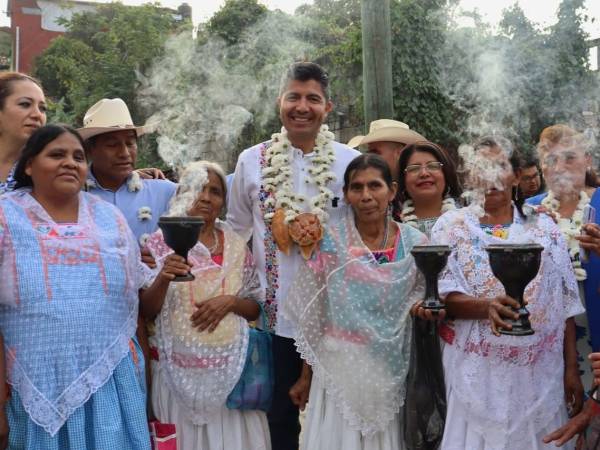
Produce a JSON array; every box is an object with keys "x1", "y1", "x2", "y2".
[{"x1": 2, "y1": 0, "x2": 600, "y2": 38}]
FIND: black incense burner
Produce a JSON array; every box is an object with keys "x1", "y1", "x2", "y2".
[
  {"x1": 158, "y1": 216, "x2": 204, "y2": 282},
  {"x1": 486, "y1": 243, "x2": 543, "y2": 336},
  {"x1": 411, "y1": 245, "x2": 452, "y2": 312}
]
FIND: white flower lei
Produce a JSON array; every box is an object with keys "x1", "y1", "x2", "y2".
[
  {"x1": 541, "y1": 190, "x2": 590, "y2": 281},
  {"x1": 137, "y1": 206, "x2": 152, "y2": 221},
  {"x1": 126, "y1": 171, "x2": 142, "y2": 192},
  {"x1": 401, "y1": 197, "x2": 456, "y2": 229},
  {"x1": 262, "y1": 125, "x2": 336, "y2": 224},
  {"x1": 139, "y1": 233, "x2": 150, "y2": 247}
]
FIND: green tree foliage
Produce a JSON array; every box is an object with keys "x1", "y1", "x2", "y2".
[
  {"x1": 206, "y1": 0, "x2": 267, "y2": 45},
  {"x1": 390, "y1": 0, "x2": 463, "y2": 147},
  {"x1": 544, "y1": 0, "x2": 596, "y2": 126},
  {"x1": 33, "y1": 2, "x2": 187, "y2": 125},
  {"x1": 297, "y1": 0, "x2": 363, "y2": 127},
  {"x1": 33, "y1": 0, "x2": 597, "y2": 168},
  {"x1": 0, "y1": 31, "x2": 11, "y2": 69}
]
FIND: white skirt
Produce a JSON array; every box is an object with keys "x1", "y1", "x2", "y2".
[
  {"x1": 151, "y1": 360, "x2": 271, "y2": 450},
  {"x1": 440, "y1": 383, "x2": 574, "y2": 450},
  {"x1": 301, "y1": 375, "x2": 405, "y2": 450}
]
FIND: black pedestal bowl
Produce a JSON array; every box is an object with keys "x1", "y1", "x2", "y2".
[
  {"x1": 411, "y1": 245, "x2": 452, "y2": 312},
  {"x1": 486, "y1": 243, "x2": 543, "y2": 336},
  {"x1": 158, "y1": 216, "x2": 204, "y2": 282}
]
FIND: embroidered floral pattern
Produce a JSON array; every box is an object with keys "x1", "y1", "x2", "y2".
[
  {"x1": 481, "y1": 223, "x2": 510, "y2": 239},
  {"x1": 258, "y1": 143, "x2": 279, "y2": 331}
]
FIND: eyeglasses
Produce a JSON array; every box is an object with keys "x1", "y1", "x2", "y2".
[
  {"x1": 520, "y1": 174, "x2": 540, "y2": 183},
  {"x1": 404, "y1": 161, "x2": 444, "y2": 175}
]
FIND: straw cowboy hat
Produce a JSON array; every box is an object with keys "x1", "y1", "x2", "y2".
[
  {"x1": 347, "y1": 119, "x2": 426, "y2": 148},
  {"x1": 77, "y1": 98, "x2": 149, "y2": 140}
]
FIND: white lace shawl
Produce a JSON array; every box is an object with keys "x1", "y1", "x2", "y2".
[
  {"x1": 146, "y1": 220, "x2": 263, "y2": 424},
  {"x1": 0, "y1": 190, "x2": 149, "y2": 436},
  {"x1": 430, "y1": 207, "x2": 584, "y2": 449},
  {"x1": 283, "y1": 210, "x2": 426, "y2": 436}
]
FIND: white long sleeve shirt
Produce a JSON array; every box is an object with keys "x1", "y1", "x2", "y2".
[{"x1": 227, "y1": 140, "x2": 360, "y2": 338}]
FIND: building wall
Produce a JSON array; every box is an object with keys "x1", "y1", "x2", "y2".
[{"x1": 9, "y1": 0, "x2": 95, "y2": 74}]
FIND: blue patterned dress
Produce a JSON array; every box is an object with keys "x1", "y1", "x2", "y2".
[{"x1": 0, "y1": 190, "x2": 151, "y2": 450}]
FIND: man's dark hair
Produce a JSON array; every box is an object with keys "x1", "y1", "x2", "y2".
[
  {"x1": 519, "y1": 152, "x2": 546, "y2": 196},
  {"x1": 521, "y1": 153, "x2": 540, "y2": 170},
  {"x1": 279, "y1": 62, "x2": 330, "y2": 100}
]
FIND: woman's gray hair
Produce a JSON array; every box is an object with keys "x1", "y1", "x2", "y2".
[{"x1": 167, "y1": 160, "x2": 228, "y2": 216}]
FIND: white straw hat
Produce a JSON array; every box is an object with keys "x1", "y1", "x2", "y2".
[
  {"x1": 77, "y1": 98, "x2": 149, "y2": 140},
  {"x1": 348, "y1": 119, "x2": 425, "y2": 148}
]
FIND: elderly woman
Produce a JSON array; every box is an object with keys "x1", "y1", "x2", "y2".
[
  {"x1": 0, "y1": 72, "x2": 46, "y2": 194},
  {"x1": 431, "y1": 137, "x2": 583, "y2": 450},
  {"x1": 526, "y1": 124, "x2": 600, "y2": 387},
  {"x1": 0, "y1": 124, "x2": 150, "y2": 449},
  {"x1": 140, "y1": 161, "x2": 270, "y2": 450},
  {"x1": 284, "y1": 153, "x2": 429, "y2": 450},
  {"x1": 395, "y1": 141, "x2": 462, "y2": 238}
]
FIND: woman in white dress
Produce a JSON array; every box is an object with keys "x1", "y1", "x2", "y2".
[
  {"x1": 431, "y1": 137, "x2": 583, "y2": 450},
  {"x1": 140, "y1": 161, "x2": 271, "y2": 450},
  {"x1": 284, "y1": 153, "x2": 430, "y2": 450}
]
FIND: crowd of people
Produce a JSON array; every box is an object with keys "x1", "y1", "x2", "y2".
[{"x1": 0, "y1": 62, "x2": 599, "y2": 450}]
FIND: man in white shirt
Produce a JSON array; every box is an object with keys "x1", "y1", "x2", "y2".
[{"x1": 227, "y1": 62, "x2": 360, "y2": 450}]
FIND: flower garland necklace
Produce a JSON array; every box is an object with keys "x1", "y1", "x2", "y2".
[
  {"x1": 401, "y1": 197, "x2": 456, "y2": 229},
  {"x1": 262, "y1": 125, "x2": 336, "y2": 224},
  {"x1": 541, "y1": 190, "x2": 590, "y2": 281}
]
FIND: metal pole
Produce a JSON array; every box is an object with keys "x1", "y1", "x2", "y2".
[{"x1": 361, "y1": 0, "x2": 394, "y2": 131}]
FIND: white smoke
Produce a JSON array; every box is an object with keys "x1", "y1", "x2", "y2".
[{"x1": 137, "y1": 12, "x2": 314, "y2": 173}]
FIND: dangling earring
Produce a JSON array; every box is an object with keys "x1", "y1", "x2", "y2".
[
  {"x1": 444, "y1": 186, "x2": 450, "y2": 198},
  {"x1": 387, "y1": 202, "x2": 393, "y2": 219},
  {"x1": 514, "y1": 186, "x2": 519, "y2": 201}
]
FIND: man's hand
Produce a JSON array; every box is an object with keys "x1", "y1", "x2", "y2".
[
  {"x1": 576, "y1": 223, "x2": 600, "y2": 258},
  {"x1": 136, "y1": 168, "x2": 166, "y2": 180},
  {"x1": 543, "y1": 406, "x2": 591, "y2": 447},
  {"x1": 534, "y1": 205, "x2": 559, "y2": 223},
  {"x1": 289, "y1": 370, "x2": 312, "y2": 411},
  {"x1": 590, "y1": 353, "x2": 600, "y2": 386}
]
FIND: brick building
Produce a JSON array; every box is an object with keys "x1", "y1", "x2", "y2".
[
  {"x1": 7, "y1": 0, "x2": 192, "y2": 74},
  {"x1": 8, "y1": 0, "x2": 97, "y2": 74}
]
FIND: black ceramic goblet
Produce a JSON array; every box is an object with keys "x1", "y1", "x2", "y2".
[
  {"x1": 411, "y1": 245, "x2": 452, "y2": 312},
  {"x1": 486, "y1": 243, "x2": 543, "y2": 336},
  {"x1": 158, "y1": 216, "x2": 204, "y2": 282}
]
